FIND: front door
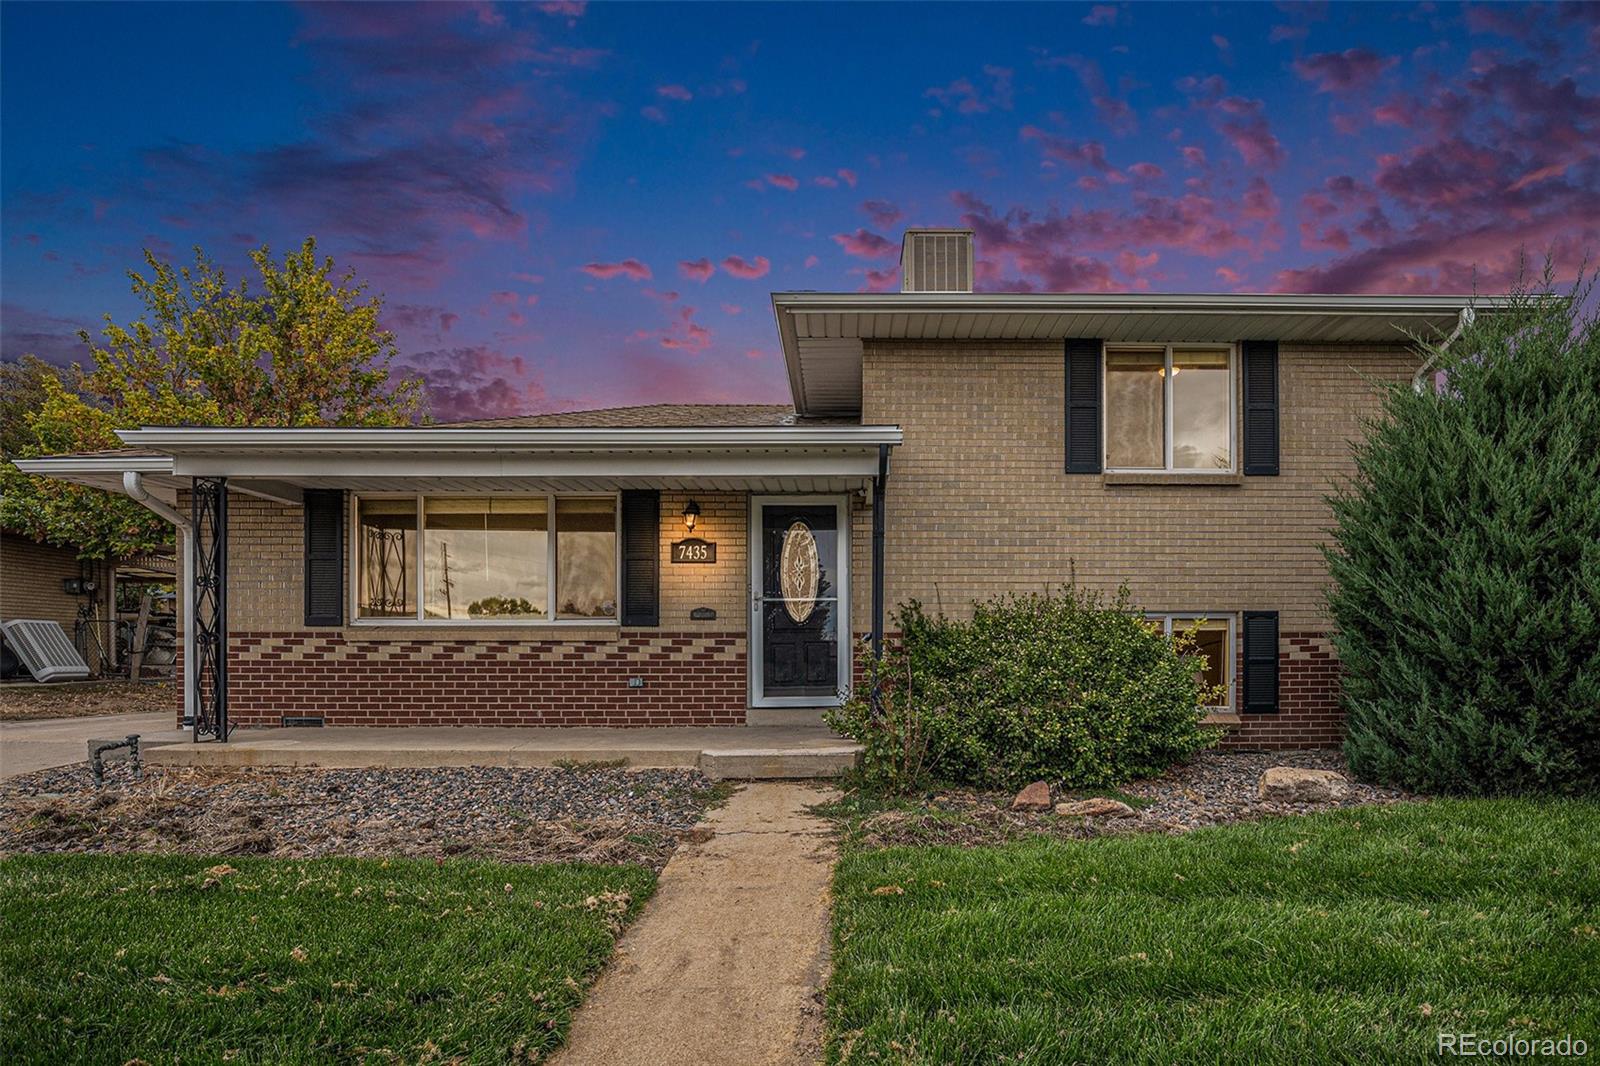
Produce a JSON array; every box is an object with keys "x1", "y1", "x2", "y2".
[{"x1": 751, "y1": 498, "x2": 847, "y2": 705}]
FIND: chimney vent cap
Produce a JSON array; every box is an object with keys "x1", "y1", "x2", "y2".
[{"x1": 900, "y1": 228, "x2": 974, "y2": 293}]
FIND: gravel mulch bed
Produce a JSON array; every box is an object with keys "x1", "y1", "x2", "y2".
[
  {"x1": 1, "y1": 762, "x2": 725, "y2": 870},
  {"x1": 0, "y1": 681, "x2": 176, "y2": 721},
  {"x1": 852, "y1": 749, "x2": 1415, "y2": 849}
]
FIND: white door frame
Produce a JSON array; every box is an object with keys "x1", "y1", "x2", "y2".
[{"x1": 748, "y1": 494, "x2": 851, "y2": 708}]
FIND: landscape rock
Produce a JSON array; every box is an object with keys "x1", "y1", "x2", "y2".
[
  {"x1": 1258, "y1": 766, "x2": 1350, "y2": 803},
  {"x1": 1055, "y1": 797, "x2": 1136, "y2": 818},
  {"x1": 1010, "y1": 781, "x2": 1052, "y2": 811}
]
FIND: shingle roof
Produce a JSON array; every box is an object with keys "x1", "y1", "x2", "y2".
[{"x1": 432, "y1": 403, "x2": 858, "y2": 428}]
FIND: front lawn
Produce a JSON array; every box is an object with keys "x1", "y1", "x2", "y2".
[
  {"x1": 2, "y1": 853, "x2": 655, "y2": 1064},
  {"x1": 829, "y1": 799, "x2": 1600, "y2": 1063}
]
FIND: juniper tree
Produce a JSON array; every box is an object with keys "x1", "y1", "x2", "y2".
[{"x1": 1325, "y1": 269, "x2": 1600, "y2": 795}]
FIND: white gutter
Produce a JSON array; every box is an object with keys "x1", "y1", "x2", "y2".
[
  {"x1": 122, "y1": 471, "x2": 194, "y2": 730},
  {"x1": 118, "y1": 425, "x2": 903, "y2": 451},
  {"x1": 1411, "y1": 305, "x2": 1476, "y2": 394},
  {"x1": 771, "y1": 291, "x2": 1491, "y2": 315}
]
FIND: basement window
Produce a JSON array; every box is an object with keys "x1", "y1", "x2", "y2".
[
  {"x1": 354, "y1": 494, "x2": 618, "y2": 624},
  {"x1": 1146, "y1": 613, "x2": 1234, "y2": 710},
  {"x1": 1106, "y1": 345, "x2": 1235, "y2": 472}
]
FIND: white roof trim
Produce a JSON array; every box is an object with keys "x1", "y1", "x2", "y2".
[
  {"x1": 118, "y1": 425, "x2": 900, "y2": 451},
  {"x1": 15, "y1": 427, "x2": 902, "y2": 494}
]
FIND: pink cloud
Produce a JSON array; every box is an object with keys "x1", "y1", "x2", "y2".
[
  {"x1": 837, "y1": 168, "x2": 858, "y2": 187},
  {"x1": 764, "y1": 173, "x2": 799, "y2": 191},
  {"x1": 832, "y1": 228, "x2": 897, "y2": 259},
  {"x1": 720, "y1": 254, "x2": 771, "y2": 279},
  {"x1": 1021, "y1": 125, "x2": 1111, "y2": 171},
  {"x1": 1082, "y1": 4, "x2": 1118, "y2": 26},
  {"x1": 398, "y1": 344, "x2": 547, "y2": 422},
  {"x1": 803, "y1": 254, "x2": 820, "y2": 268},
  {"x1": 658, "y1": 305, "x2": 713, "y2": 352},
  {"x1": 640, "y1": 105, "x2": 667, "y2": 124},
  {"x1": 1128, "y1": 162, "x2": 1164, "y2": 180},
  {"x1": 490, "y1": 290, "x2": 519, "y2": 305},
  {"x1": 721, "y1": 303, "x2": 742, "y2": 315},
  {"x1": 784, "y1": 146, "x2": 807, "y2": 160},
  {"x1": 812, "y1": 175, "x2": 839, "y2": 188},
  {"x1": 582, "y1": 258, "x2": 652, "y2": 281},
  {"x1": 1181, "y1": 145, "x2": 1208, "y2": 168},
  {"x1": 678, "y1": 258, "x2": 715, "y2": 282},
  {"x1": 1294, "y1": 49, "x2": 1397, "y2": 93},
  {"x1": 924, "y1": 66, "x2": 1014, "y2": 115},
  {"x1": 656, "y1": 83, "x2": 693, "y2": 101},
  {"x1": 858, "y1": 266, "x2": 901, "y2": 292},
  {"x1": 861, "y1": 199, "x2": 903, "y2": 227}
]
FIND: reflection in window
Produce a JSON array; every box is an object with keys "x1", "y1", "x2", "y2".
[
  {"x1": 423, "y1": 497, "x2": 548, "y2": 620},
  {"x1": 358, "y1": 498, "x2": 416, "y2": 618},
  {"x1": 1105, "y1": 349, "x2": 1166, "y2": 469},
  {"x1": 556, "y1": 498, "x2": 617, "y2": 618},
  {"x1": 1104, "y1": 345, "x2": 1233, "y2": 471},
  {"x1": 1172, "y1": 348, "x2": 1232, "y2": 469}
]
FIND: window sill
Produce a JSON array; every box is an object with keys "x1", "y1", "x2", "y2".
[
  {"x1": 1102, "y1": 472, "x2": 1244, "y2": 487},
  {"x1": 1202, "y1": 710, "x2": 1242, "y2": 728},
  {"x1": 344, "y1": 620, "x2": 621, "y2": 642}
]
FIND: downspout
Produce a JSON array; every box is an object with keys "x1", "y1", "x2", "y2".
[
  {"x1": 1411, "y1": 305, "x2": 1475, "y2": 394},
  {"x1": 122, "y1": 471, "x2": 195, "y2": 730},
  {"x1": 870, "y1": 444, "x2": 889, "y2": 659}
]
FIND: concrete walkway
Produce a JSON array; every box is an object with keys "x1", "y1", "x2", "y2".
[
  {"x1": 147, "y1": 725, "x2": 860, "y2": 780},
  {"x1": 554, "y1": 782, "x2": 838, "y2": 1066},
  {"x1": 0, "y1": 712, "x2": 188, "y2": 780}
]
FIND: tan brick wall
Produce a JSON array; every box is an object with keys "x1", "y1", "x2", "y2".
[
  {"x1": 859, "y1": 339, "x2": 1418, "y2": 632},
  {"x1": 857, "y1": 339, "x2": 1419, "y2": 745},
  {"x1": 219, "y1": 489, "x2": 751, "y2": 638}
]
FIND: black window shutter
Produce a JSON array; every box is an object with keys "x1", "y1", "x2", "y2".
[
  {"x1": 1241, "y1": 610, "x2": 1280, "y2": 714},
  {"x1": 620, "y1": 490, "x2": 660, "y2": 626},
  {"x1": 1241, "y1": 340, "x2": 1280, "y2": 476},
  {"x1": 303, "y1": 490, "x2": 345, "y2": 627},
  {"x1": 1064, "y1": 338, "x2": 1103, "y2": 473}
]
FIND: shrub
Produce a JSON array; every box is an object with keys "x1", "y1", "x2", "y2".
[
  {"x1": 1326, "y1": 270, "x2": 1600, "y2": 795},
  {"x1": 827, "y1": 587, "x2": 1221, "y2": 793}
]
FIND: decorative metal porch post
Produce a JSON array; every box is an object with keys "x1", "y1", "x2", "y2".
[{"x1": 191, "y1": 476, "x2": 230, "y2": 741}]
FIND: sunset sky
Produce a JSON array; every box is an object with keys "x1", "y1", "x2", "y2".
[{"x1": 3, "y1": 1, "x2": 1596, "y2": 420}]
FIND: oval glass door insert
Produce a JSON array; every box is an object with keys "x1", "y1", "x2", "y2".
[{"x1": 779, "y1": 521, "x2": 820, "y2": 622}]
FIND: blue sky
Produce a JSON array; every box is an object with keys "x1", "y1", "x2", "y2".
[{"x1": 3, "y1": 1, "x2": 1596, "y2": 419}]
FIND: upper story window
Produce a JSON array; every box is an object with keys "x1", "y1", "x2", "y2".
[
  {"x1": 354, "y1": 494, "x2": 617, "y2": 624},
  {"x1": 1105, "y1": 345, "x2": 1235, "y2": 472}
]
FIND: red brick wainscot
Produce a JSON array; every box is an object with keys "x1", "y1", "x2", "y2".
[
  {"x1": 1220, "y1": 631, "x2": 1344, "y2": 749},
  {"x1": 226, "y1": 630, "x2": 749, "y2": 727}
]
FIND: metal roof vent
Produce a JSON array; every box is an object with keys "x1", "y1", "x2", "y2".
[
  {"x1": 2, "y1": 619, "x2": 92, "y2": 681},
  {"x1": 900, "y1": 229, "x2": 974, "y2": 293}
]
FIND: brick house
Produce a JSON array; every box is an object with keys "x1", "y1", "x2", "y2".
[{"x1": 14, "y1": 230, "x2": 1486, "y2": 746}]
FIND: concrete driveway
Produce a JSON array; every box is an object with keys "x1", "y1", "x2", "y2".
[{"x1": 0, "y1": 712, "x2": 188, "y2": 780}]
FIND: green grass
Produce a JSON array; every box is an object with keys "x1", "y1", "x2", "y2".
[
  {"x1": 1, "y1": 854, "x2": 656, "y2": 1064},
  {"x1": 828, "y1": 799, "x2": 1600, "y2": 1064}
]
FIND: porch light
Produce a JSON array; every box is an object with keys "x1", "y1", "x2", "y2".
[{"x1": 682, "y1": 500, "x2": 701, "y2": 532}]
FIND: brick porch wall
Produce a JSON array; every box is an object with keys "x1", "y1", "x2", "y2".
[{"x1": 226, "y1": 630, "x2": 748, "y2": 727}]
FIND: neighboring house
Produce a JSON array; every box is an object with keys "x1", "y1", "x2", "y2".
[
  {"x1": 0, "y1": 530, "x2": 174, "y2": 676},
  {"x1": 13, "y1": 230, "x2": 1490, "y2": 746}
]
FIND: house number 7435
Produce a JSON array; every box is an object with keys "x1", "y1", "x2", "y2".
[{"x1": 671, "y1": 539, "x2": 716, "y2": 563}]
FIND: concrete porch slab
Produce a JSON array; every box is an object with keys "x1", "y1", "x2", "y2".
[{"x1": 144, "y1": 725, "x2": 862, "y2": 780}]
